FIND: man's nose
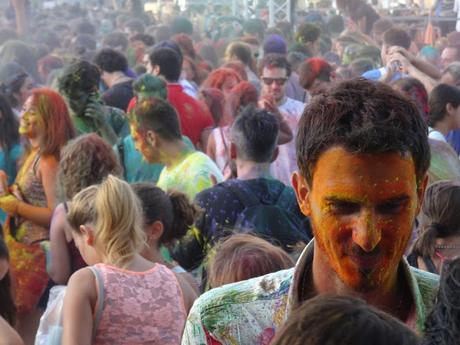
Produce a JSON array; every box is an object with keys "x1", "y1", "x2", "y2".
[{"x1": 352, "y1": 209, "x2": 381, "y2": 252}]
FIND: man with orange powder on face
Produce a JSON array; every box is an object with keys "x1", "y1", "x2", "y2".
[{"x1": 182, "y1": 79, "x2": 439, "y2": 345}]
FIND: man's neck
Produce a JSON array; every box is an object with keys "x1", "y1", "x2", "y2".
[
  {"x1": 236, "y1": 161, "x2": 272, "y2": 180},
  {"x1": 159, "y1": 140, "x2": 193, "y2": 168},
  {"x1": 311, "y1": 243, "x2": 411, "y2": 322},
  {"x1": 105, "y1": 71, "x2": 131, "y2": 88}
]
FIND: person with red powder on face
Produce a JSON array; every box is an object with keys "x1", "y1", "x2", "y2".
[{"x1": 182, "y1": 79, "x2": 439, "y2": 345}]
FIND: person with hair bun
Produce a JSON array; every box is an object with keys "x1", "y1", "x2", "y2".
[
  {"x1": 63, "y1": 175, "x2": 190, "y2": 345},
  {"x1": 132, "y1": 182, "x2": 200, "y2": 294},
  {"x1": 408, "y1": 180, "x2": 460, "y2": 275}
]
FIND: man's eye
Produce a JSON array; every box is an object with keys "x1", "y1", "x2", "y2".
[
  {"x1": 376, "y1": 201, "x2": 405, "y2": 214},
  {"x1": 328, "y1": 202, "x2": 359, "y2": 215}
]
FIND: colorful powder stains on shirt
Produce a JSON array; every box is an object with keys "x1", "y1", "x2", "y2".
[
  {"x1": 181, "y1": 241, "x2": 439, "y2": 345},
  {"x1": 157, "y1": 151, "x2": 223, "y2": 201}
]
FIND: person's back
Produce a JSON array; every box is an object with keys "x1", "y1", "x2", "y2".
[
  {"x1": 175, "y1": 107, "x2": 310, "y2": 270},
  {"x1": 92, "y1": 263, "x2": 186, "y2": 345},
  {"x1": 157, "y1": 150, "x2": 223, "y2": 201}
]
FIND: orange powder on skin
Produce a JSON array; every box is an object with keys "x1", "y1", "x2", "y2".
[{"x1": 302, "y1": 146, "x2": 424, "y2": 293}]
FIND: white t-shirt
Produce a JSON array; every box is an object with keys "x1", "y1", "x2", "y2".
[
  {"x1": 271, "y1": 97, "x2": 306, "y2": 186},
  {"x1": 428, "y1": 127, "x2": 447, "y2": 143}
]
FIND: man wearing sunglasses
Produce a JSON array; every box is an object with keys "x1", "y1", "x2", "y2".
[{"x1": 258, "y1": 54, "x2": 306, "y2": 186}]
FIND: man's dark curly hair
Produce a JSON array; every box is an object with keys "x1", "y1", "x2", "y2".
[
  {"x1": 296, "y1": 78, "x2": 430, "y2": 186},
  {"x1": 57, "y1": 60, "x2": 100, "y2": 97}
]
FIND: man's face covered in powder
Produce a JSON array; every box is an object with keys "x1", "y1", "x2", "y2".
[{"x1": 294, "y1": 146, "x2": 426, "y2": 292}]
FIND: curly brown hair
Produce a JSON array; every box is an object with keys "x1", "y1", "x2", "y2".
[{"x1": 57, "y1": 133, "x2": 122, "y2": 201}]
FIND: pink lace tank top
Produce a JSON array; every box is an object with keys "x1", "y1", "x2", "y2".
[{"x1": 92, "y1": 263, "x2": 187, "y2": 345}]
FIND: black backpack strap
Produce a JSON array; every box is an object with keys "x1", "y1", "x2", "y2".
[{"x1": 223, "y1": 182, "x2": 260, "y2": 208}]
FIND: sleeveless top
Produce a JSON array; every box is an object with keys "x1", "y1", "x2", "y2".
[
  {"x1": 93, "y1": 263, "x2": 187, "y2": 345},
  {"x1": 11, "y1": 151, "x2": 48, "y2": 244},
  {"x1": 210, "y1": 126, "x2": 231, "y2": 177}
]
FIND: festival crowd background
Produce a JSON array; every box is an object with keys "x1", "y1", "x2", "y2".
[{"x1": 0, "y1": 0, "x2": 459, "y2": 344}]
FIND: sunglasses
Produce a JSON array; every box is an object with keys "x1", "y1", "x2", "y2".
[{"x1": 262, "y1": 77, "x2": 288, "y2": 86}]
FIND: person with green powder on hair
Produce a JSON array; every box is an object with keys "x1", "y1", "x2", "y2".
[
  {"x1": 57, "y1": 60, "x2": 129, "y2": 145},
  {"x1": 118, "y1": 74, "x2": 194, "y2": 183}
]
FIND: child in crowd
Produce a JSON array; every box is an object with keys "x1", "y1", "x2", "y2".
[
  {"x1": 271, "y1": 295, "x2": 419, "y2": 345},
  {"x1": 62, "y1": 175, "x2": 189, "y2": 345},
  {"x1": 132, "y1": 182, "x2": 200, "y2": 294},
  {"x1": 206, "y1": 233, "x2": 295, "y2": 289}
]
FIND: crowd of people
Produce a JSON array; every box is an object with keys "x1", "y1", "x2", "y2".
[{"x1": 0, "y1": 0, "x2": 459, "y2": 344}]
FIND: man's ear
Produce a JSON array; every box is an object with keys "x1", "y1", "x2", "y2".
[
  {"x1": 291, "y1": 171, "x2": 312, "y2": 217},
  {"x1": 270, "y1": 146, "x2": 279, "y2": 163},
  {"x1": 230, "y1": 143, "x2": 237, "y2": 160},
  {"x1": 446, "y1": 102, "x2": 455, "y2": 116},
  {"x1": 146, "y1": 130, "x2": 157, "y2": 147}
]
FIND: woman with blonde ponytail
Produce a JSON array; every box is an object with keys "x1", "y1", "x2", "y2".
[{"x1": 62, "y1": 175, "x2": 187, "y2": 345}]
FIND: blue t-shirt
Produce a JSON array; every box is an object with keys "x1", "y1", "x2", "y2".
[
  {"x1": 0, "y1": 143, "x2": 23, "y2": 223},
  {"x1": 362, "y1": 67, "x2": 404, "y2": 82},
  {"x1": 447, "y1": 129, "x2": 460, "y2": 155}
]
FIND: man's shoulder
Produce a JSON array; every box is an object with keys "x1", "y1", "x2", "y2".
[
  {"x1": 410, "y1": 266, "x2": 439, "y2": 297},
  {"x1": 281, "y1": 97, "x2": 305, "y2": 112},
  {"x1": 188, "y1": 268, "x2": 294, "y2": 336}
]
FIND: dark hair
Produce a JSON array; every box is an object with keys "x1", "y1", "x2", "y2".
[
  {"x1": 271, "y1": 295, "x2": 419, "y2": 345},
  {"x1": 125, "y1": 19, "x2": 145, "y2": 34},
  {"x1": 225, "y1": 41, "x2": 253, "y2": 66},
  {"x1": 58, "y1": 60, "x2": 101, "y2": 97},
  {"x1": 0, "y1": 62, "x2": 29, "y2": 108},
  {"x1": 423, "y1": 257, "x2": 460, "y2": 345},
  {"x1": 132, "y1": 183, "x2": 199, "y2": 244},
  {"x1": 296, "y1": 78, "x2": 430, "y2": 186},
  {"x1": 326, "y1": 15, "x2": 345, "y2": 37},
  {"x1": 296, "y1": 22, "x2": 321, "y2": 44},
  {"x1": 149, "y1": 47, "x2": 182, "y2": 82},
  {"x1": 103, "y1": 32, "x2": 129, "y2": 51},
  {"x1": 0, "y1": 237, "x2": 16, "y2": 326},
  {"x1": 130, "y1": 33, "x2": 155, "y2": 47},
  {"x1": 94, "y1": 48, "x2": 128, "y2": 73},
  {"x1": 428, "y1": 83, "x2": 460, "y2": 127},
  {"x1": 351, "y1": 3, "x2": 380, "y2": 35},
  {"x1": 383, "y1": 27, "x2": 411, "y2": 50},
  {"x1": 411, "y1": 180, "x2": 460, "y2": 258},
  {"x1": 130, "y1": 97, "x2": 181, "y2": 140},
  {"x1": 259, "y1": 53, "x2": 291, "y2": 77},
  {"x1": 0, "y1": 93, "x2": 19, "y2": 157},
  {"x1": 230, "y1": 105, "x2": 279, "y2": 163}
]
